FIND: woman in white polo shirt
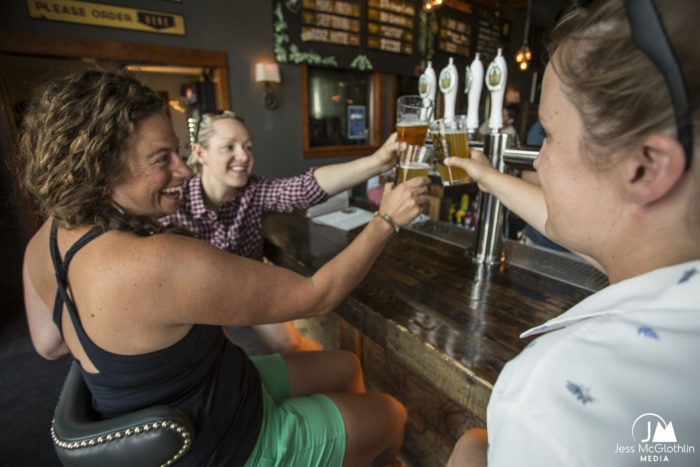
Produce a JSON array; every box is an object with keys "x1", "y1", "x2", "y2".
[{"x1": 444, "y1": 0, "x2": 700, "y2": 465}]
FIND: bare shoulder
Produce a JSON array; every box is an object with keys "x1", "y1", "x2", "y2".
[
  {"x1": 23, "y1": 220, "x2": 56, "y2": 297},
  {"x1": 23, "y1": 222, "x2": 225, "y2": 297},
  {"x1": 74, "y1": 230, "x2": 195, "y2": 286},
  {"x1": 23, "y1": 220, "x2": 69, "y2": 358},
  {"x1": 74, "y1": 231, "x2": 232, "y2": 321},
  {"x1": 96, "y1": 230, "x2": 224, "y2": 273}
]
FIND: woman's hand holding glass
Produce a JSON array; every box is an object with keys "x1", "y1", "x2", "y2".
[
  {"x1": 372, "y1": 132, "x2": 399, "y2": 173},
  {"x1": 377, "y1": 176, "x2": 431, "y2": 228},
  {"x1": 445, "y1": 150, "x2": 500, "y2": 193}
]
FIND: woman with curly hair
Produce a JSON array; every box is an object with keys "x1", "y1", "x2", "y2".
[{"x1": 20, "y1": 69, "x2": 430, "y2": 466}]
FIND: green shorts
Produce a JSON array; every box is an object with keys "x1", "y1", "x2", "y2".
[{"x1": 243, "y1": 354, "x2": 347, "y2": 467}]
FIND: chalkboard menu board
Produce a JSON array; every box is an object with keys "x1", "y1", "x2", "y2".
[
  {"x1": 301, "y1": 0, "x2": 361, "y2": 46},
  {"x1": 475, "y1": 9, "x2": 507, "y2": 60},
  {"x1": 366, "y1": 0, "x2": 415, "y2": 55},
  {"x1": 272, "y1": 0, "x2": 509, "y2": 77},
  {"x1": 438, "y1": 12, "x2": 471, "y2": 57}
]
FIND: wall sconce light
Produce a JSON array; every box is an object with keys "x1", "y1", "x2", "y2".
[{"x1": 255, "y1": 62, "x2": 281, "y2": 109}]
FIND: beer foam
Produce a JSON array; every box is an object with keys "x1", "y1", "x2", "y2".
[
  {"x1": 400, "y1": 161, "x2": 431, "y2": 169},
  {"x1": 397, "y1": 121, "x2": 429, "y2": 127}
]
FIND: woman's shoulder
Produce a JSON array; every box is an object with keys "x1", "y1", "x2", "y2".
[
  {"x1": 23, "y1": 220, "x2": 55, "y2": 297},
  {"x1": 98, "y1": 229, "x2": 198, "y2": 261},
  {"x1": 32, "y1": 225, "x2": 189, "y2": 275},
  {"x1": 24, "y1": 219, "x2": 51, "y2": 259},
  {"x1": 103, "y1": 230, "x2": 227, "y2": 276}
]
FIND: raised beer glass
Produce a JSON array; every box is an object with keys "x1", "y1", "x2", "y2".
[
  {"x1": 430, "y1": 115, "x2": 471, "y2": 186},
  {"x1": 395, "y1": 95, "x2": 433, "y2": 185}
]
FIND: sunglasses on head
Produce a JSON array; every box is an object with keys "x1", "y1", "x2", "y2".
[
  {"x1": 194, "y1": 109, "x2": 227, "y2": 142},
  {"x1": 578, "y1": 0, "x2": 693, "y2": 170}
]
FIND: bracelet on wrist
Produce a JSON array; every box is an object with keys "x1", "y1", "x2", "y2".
[{"x1": 373, "y1": 211, "x2": 400, "y2": 233}]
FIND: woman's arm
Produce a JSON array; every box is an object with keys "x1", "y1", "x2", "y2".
[
  {"x1": 23, "y1": 259, "x2": 69, "y2": 360},
  {"x1": 312, "y1": 133, "x2": 398, "y2": 195},
  {"x1": 446, "y1": 153, "x2": 604, "y2": 271},
  {"x1": 446, "y1": 428, "x2": 488, "y2": 467},
  {"x1": 146, "y1": 177, "x2": 430, "y2": 327},
  {"x1": 448, "y1": 151, "x2": 550, "y2": 232}
]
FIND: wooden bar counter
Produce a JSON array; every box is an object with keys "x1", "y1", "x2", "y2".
[{"x1": 262, "y1": 209, "x2": 595, "y2": 466}]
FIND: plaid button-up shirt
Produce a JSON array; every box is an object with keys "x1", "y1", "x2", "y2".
[{"x1": 160, "y1": 168, "x2": 328, "y2": 260}]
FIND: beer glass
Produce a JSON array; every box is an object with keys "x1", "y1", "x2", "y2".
[
  {"x1": 395, "y1": 95, "x2": 433, "y2": 185},
  {"x1": 430, "y1": 115, "x2": 471, "y2": 186},
  {"x1": 395, "y1": 146, "x2": 435, "y2": 184}
]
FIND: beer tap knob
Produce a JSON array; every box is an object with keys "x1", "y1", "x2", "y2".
[
  {"x1": 419, "y1": 61, "x2": 437, "y2": 121},
  {"x1": 466, "y1": 53, "x2": 484, "y2": 136},
  {"x1": 439, "y1": 57, "x2": 458, "y2": 119},
  {"x1": 486, "y1": 48, "x2": 507, "y2": 133}
]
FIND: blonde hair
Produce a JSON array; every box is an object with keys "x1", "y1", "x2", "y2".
[
  {"x1": 187, "y1": 110, "x2": 246, "y2": 174},
  {"x1": 547, "y1": 0, "x2": 698, "y2": 167}
]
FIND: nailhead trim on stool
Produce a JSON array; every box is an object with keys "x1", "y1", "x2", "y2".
[{"x1": 51, "y1": 418, "x2": 193, "y2": 467}]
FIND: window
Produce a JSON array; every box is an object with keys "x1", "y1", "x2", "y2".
[{"x1": 302, "y1": 65, "x2": 384, "y2": 158}]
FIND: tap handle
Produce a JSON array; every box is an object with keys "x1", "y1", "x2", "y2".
[
  {"x1": 466, "y1": 53, "x2": 483, "y2": 133},
  {"x1": 486, "y1": 48, "x2": 507, "y2": 132},
  {"x1": 439, "y1": 57, "x2": 458, "y2": 119}
]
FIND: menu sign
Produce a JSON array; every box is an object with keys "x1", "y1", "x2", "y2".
[
  {"x1": 301, "y1": 0, "x2": 362, "y2": 46},
  {"x1": 26, "y1": 0, "x2": 185, "y2": 35},
  {"x1": 438, "y1": 16, "x2": 470, "y2": 56},
  {"x1": 367, "y1": 0, "x2": 414, "y2": 55},
  {"x1": 475, "y1": 10, "x2": 502, "y2": 59},
  {"x1": 302, "y1": 0, "x2": 361, "y2": 16},
  {"x1": 301, "y1": 11, "x2": 361, "y2": 31},
  {"x1": 272, "y1": 0, "x2": 507, "y2": 76}
]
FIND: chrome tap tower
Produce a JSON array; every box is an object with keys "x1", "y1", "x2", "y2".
[{"x1": 471, "y1": 49, "x2": 539, "y2": 264}]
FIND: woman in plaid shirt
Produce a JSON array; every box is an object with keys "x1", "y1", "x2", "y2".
[{"x1": 161, "y1": 111, "x2": 401, "y2": 353}]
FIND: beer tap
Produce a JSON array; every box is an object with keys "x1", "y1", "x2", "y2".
[
  {"x1": 439, "y1": 57, "x2": 458, "y2": 119},
  {"x1": 472, "y1": 48, "x2": 540, "y2": 265},
  {"x1": 466, "y1": 53, "x2": 484, "y2": 140},
  {"x1": 419, "y1": 61, "x2": 437, "y2": 121},
  {"x1": 486, "y1": 48, "x2": 507, "y2": 135}
]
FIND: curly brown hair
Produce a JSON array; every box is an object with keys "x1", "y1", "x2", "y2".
[
  {"x1": 19, "y1": 69, "x2": 179, "y2": 235},
  {"x1": 547, "y1": 0, "x2": 698, "y2": 168}
]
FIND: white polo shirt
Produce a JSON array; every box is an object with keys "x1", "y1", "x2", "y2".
[{"x1": 487, "y1": 260, "x2": 700, "y2": 467}]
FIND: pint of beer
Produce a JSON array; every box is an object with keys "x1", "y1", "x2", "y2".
[
  {"x1": 397, "y1": 121, "x2": 430, "y2": 146},
  {"x1": 430, "y1": 115, "x2": 471, "y2": 186},
  {"x1": 396, "y1": 160, "x2": 432, "y2": 184},
  {"x1": 396, "y1": 146, "x2": 435, "y2": 185},
  {"x1": 395, "y1": 95, "x2": 433, "y2": 185}
]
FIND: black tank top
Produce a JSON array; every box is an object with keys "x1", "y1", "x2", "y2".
[{"x1": 50, "y1": 220, "x2": 262, "y2": 466}]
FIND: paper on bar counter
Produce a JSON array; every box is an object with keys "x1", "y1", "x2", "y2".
[
  {"x1": 305, "y1": 190, "x2": 350, "y2": 218},
  {"x1": 312, "y1": 207, "x2": 375, "y2": 231},
  {"x1": 307, "y1": 191, "x2": 374, "y2": 231}
]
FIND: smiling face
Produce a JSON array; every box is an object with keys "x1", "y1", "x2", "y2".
[
  {"x1": 196, "y1": 118, "x2": 254, "y2": 195},
  {"x1": 534, "y1": 62, "x2": 623, "y2": 257},
  {"x1": 109, "y1": 112, "x2": 192, "y2": 218}
]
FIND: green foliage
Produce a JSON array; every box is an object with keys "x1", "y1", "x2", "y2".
[
  {"x1": 288, "y1": 45, "x2": 338, "y2": 66},
  {"x1": 350, "y1": 55, "x2": 373, "y2": 70},
  {"x1": 272, "y1": 3, "x2": 289, "y2": 62},
  {"x1": 273, "y1": 2, "x2": 337, "y2": 66}
]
